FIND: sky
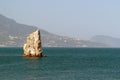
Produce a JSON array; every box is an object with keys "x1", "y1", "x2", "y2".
[{"x1": 0, "y1": 0, "x2": 120, "y2": 40}]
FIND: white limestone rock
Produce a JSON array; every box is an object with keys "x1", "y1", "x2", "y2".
[{"x1": 23, "y1": 30, "x2": 43, "y2": 57}]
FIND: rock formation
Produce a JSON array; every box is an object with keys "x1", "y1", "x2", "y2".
[{"x1": 23, "y1": 29, "x2": 43, "y2": 57}]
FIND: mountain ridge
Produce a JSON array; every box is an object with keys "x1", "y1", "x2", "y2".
[
  {"x1": 0, "y1": 14, "x2": 107, "y2": 47},
  {"x1": 90, "y1": 35, "x2": 120, "y2": 47}
]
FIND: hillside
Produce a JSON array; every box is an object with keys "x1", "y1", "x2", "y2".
[
  {"x1": 90, "y1": 35, "x2": 120, "y2": 47},
  {"x1": 0, "y1": 14, "x2": 107, "y2": 47}
]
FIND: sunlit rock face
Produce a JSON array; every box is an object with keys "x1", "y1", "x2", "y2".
[{"x1": 23, "y1": 30, "x2": 43, "y2": 57}]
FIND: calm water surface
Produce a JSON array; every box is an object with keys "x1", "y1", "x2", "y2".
[{"x1": 0, "y1": 47, "x2": 120, "y2": 80}]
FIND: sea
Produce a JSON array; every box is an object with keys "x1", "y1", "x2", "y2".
[{"x1": 0, "y1": 47, "x2": 120, "y2": 80}]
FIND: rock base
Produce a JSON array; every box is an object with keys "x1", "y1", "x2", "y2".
[
  {"x1": 23, "y1": 54, "x2": 47, "y2": 58},
  {"x1": 23, "y1": 53, "x2": 43, "y2": 57}
]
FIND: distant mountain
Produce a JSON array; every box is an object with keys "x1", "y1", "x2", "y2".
[
  {"x1": 0, "y1": 14, "x2": 107, "y2": 47},
  {"x1": 90, "y1": 35, "x2": 120, "y2": 47}
]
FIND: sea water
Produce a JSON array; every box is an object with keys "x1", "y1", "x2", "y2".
[{"x1": 0, "y1": 47, "x2": 120, "y2": 80}]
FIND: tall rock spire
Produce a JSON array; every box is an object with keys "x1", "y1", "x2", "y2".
[{"x1": 23, "y1": 29, "x2": 43, "y2": 57}]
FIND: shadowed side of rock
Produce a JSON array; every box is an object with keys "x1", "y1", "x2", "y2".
[{"x1": 23, "y1": 30, "x2": 43, "y2": 57}]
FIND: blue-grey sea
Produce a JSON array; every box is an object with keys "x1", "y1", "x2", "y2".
[{"x1": 0, "y1": 47, "x2": 120, "y2": 80}]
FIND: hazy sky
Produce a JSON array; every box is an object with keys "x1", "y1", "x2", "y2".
[{"x1": 0, "y1": 0, "x2": 120, "y2": 39}]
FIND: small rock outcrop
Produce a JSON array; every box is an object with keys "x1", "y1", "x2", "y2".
[{"x1": 23, "y1": 29, "x2": 43, "y2": 57}]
